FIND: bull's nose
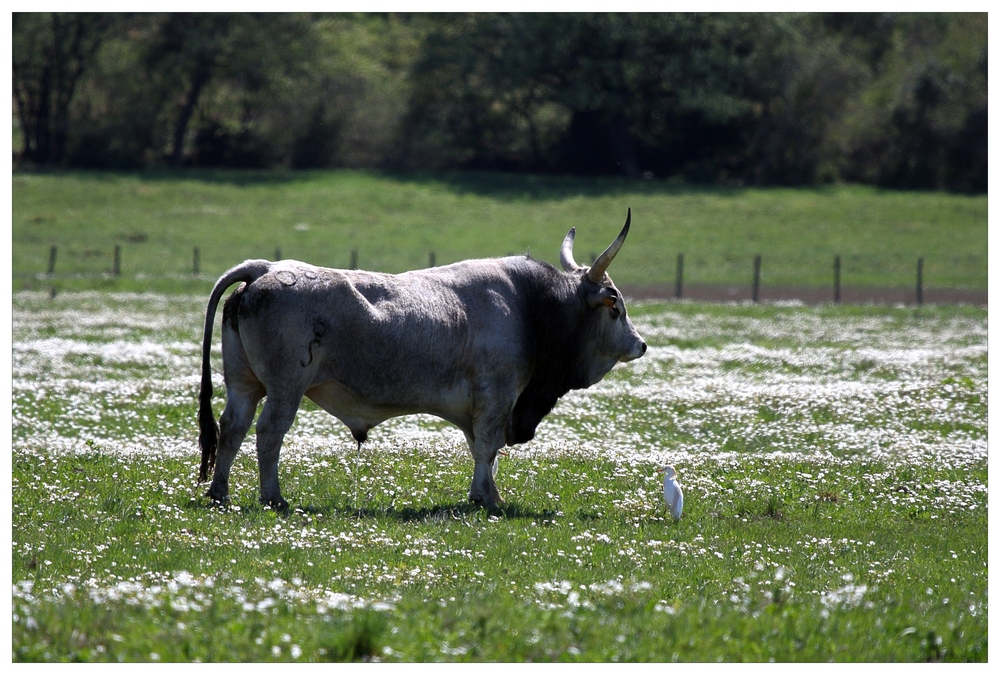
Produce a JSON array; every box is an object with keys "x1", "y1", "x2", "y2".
[{"x1": 621, "y1": 340, "x2": 647, "y2": 362}]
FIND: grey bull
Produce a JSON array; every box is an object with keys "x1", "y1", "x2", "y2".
[{"x1": 197, "y1": 210, "x2": 646, "y2": 508}]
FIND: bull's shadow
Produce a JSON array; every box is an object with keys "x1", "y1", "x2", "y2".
[{"x1": 299, "y1": 500, "x2": 552, "y2": 523}]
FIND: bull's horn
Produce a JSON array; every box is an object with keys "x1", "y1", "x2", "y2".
[
  {"x1": 587, "y1": 208, "x2": 631, "y2": 282},
  {"x1": 560, "y1": 227, "x2": 580, "y2": 271}
]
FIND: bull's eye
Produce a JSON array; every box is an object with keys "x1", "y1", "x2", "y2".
[{"x1": 609, "y1": 306, "x2": 621, "y2": 320}]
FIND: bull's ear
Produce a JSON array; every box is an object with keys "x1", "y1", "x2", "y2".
[{"x1": 586, "y1": 287, "x2": 618, "y2": 309}]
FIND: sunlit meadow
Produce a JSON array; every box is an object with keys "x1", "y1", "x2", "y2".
[{"x1": 11, "y1": 292, "x2": 987, "y2": 661}]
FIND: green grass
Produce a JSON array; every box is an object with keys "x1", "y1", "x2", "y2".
[
  {"x1": 12, "y1": 169, "x2": 987, "y2": 294},
  {"x1": 11, "y1": 293, "x2": 987, "y2": 662}
]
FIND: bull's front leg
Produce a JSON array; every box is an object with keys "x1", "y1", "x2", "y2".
[
  {"x1": 469, "y1": 449, "x2": 503, "y2": 507},
  {"x1": 465, "y1": 426, "x2": 506, "y2": 508},
  {"x1": 466, "y1": 380, "x2": 524, "y2": 507}
]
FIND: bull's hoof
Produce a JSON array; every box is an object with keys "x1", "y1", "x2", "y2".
[
  {"x1": 261, "y1": 496, "x2": 289, "y2": 511},
  {"x1": 468, "y1": 493, "x2": 503, "y2": 509},
  {"x1": 206, "y1": 488, "x2": 230, "y2": 505}
]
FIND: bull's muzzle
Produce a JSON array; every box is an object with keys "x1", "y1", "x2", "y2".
[{"x1": 621, "y1": 340, "x2": 647, "y2": 362}]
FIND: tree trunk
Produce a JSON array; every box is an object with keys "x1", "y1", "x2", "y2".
[{"x1": 170, "y1": 57, "x2": 213, "y2": 168}]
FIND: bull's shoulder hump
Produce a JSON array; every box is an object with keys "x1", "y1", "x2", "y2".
[{"x1": 402, "y1": 257, "x2": 539, "y2": 290}]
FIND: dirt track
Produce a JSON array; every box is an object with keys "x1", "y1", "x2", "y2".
[{"x1": 620, "y1": 283, "x2": 987, "y2": 306}]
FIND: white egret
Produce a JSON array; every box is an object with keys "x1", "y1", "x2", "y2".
[
  {"x1": 491, "y1": 450, "x2": 509, "y2": 478},
  {"x1": 657, "y1": 465, "x2": 683, "y2": 520}
]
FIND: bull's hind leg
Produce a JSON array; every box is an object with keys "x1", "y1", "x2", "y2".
[
  {"x1": 209, "y1": 320, "x2": 265, "y2": 502},
  {"x1": 254, "y1": 392, "x2": 303, "y2": 508},
  {"x1": 210, "y1": 383, "x2": 263, "y2": 502}
]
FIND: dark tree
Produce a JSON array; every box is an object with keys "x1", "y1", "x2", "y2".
[
  {"x1": 401, "y1": 14, "x2": 798, "y2": 179},
  {"x1": 143, "y1": 13, "x2": 312, "y2": 167},
  {"x1": 12, "y1": 13, "x2": 114, "y2": 165}
]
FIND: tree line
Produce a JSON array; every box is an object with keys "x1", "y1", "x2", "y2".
[{"x1": 12, "y1": 12, "x2": 987, "y2": 192}]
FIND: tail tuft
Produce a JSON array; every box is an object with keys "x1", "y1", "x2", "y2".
[{"x1": 198, "y1": 374, "x2": 219, "y2": 482}]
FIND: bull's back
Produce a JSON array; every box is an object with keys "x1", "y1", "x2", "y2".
[{"x1": 233, "y1": 261, "x2": 526, "y2": 410}]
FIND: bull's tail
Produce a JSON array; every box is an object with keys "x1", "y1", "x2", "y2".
[{"x1": 198, "y1": 259, "x2": 272, "y2": 482}]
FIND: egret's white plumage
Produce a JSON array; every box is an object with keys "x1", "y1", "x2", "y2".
[
  {"x1": 658, "y1": 465, "x2": 683, "y2": 520},
  {"x1": 492, "y1": 450, "x2": 509, "y2": 478}
]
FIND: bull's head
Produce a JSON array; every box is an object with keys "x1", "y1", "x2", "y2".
[{"x1": 559, "y1": 209, "x2": 647, "y2": 382}]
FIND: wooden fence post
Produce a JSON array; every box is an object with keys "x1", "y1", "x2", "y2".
[
  {"x1": 47, "y1": 245, "x2": 57, "y2": 276},
  {"x1": 193, "y1": 247, "x2": 200, "y2": 275},
  {"x1": 274, "y1": 247, "x2": 282, "y2": 261},
  {"x1": 350, "y1": 249, "x2": 359, "y2": 270},
  {"x1": 675, "y1": 253, "x2": 684, "y2": 299},
  {"x1": 429, "y1": 251, "x2": 436, "y2": 267},
  {"x1": 916, "y1": 257, "x2": 924, "y2": 305},
  {"x1": 113, "y1": 245, "x2": 121, "y2": 277},
  {"x1": 752, "y1": 254, "x2": 762, "y2": 303},
  {"x1": 834, "y1": 255, "x2": 841, "y2": 304}
]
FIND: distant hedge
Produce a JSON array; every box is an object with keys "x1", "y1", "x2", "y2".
[{"x1": 13, "y1": 13, "x2": 986, "y2": 192}]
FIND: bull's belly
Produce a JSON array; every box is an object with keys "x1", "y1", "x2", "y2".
[{"x1": 304, "y1": 379, "x2": 474, "y2": 439}]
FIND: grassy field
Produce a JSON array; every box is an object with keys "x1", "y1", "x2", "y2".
[
  {"x1": 11, "y1": 170, "x2": 988, "y2": 294},
  {"x1": 11, "y1": 292, "x2": 987, "y2": 662}
]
